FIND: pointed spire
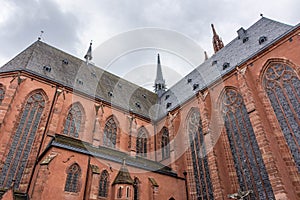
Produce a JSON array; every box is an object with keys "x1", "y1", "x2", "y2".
[
  {"x1": 211, "y1": 24, "x2": 224, "y2": 53},
  {"x1": 154, "y1": 53, "x2": 166, "y2": 97},
  {"x1": 84, "y1": 40, "x2": 93, "y2": 63},
  {"x1": 204, "y1": 51, "x2": 208, "y2": 60}
]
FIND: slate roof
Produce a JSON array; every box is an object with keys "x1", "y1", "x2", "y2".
[
  {"x1": 112, "y1": 161, "x2": 134, "y2": 185},
  {"x1": 159, "y1": 17, "x2": 294, "y2": 113},
  {"x1": 0, "y1": 41, "x2": 157, "y2": 119},
  {"x1": 0, "y1": 17, "x2": 296, "y2": 120},
  {"x1": 49, "y1": 134, "x2": 178, "y2": 177}
]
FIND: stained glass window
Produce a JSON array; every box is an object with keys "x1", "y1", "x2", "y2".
[
  {"x1": 103, "y1": 117, "x2": 117, "y2": 148},
  {"x1": 161, "y1": 127, "x2": 170, "y2": 159},
  {"x1": 64, "y1": 163, "x2": 81, "y2": 193},
  {"x1": 0, "y1": 86, "x2": 5, "y2": 105},
  {"x1": 187, "y1": 108, "x2": 214, "y2": 200},
  {"x1": 221, "y1": 88, "x2": 274, "y2": 199},
  {"x1": 263, "y1": 63, "x2": 300, "y2": 171},
  {"x1": 99, "y1": 170, "x2": 109, "y2": 197},
  {"x1": 133, "y1": 178, "x2": 139, "y2": 200},
  {"x1": 0, "y1": 92, "x2": 45, "y2": 189},
  {"x1": 63, "y1": 104, "x2": 83, "y2": 138},
  {"x1": 136, "y1": 127, "x2": 148, "y2": 157}
]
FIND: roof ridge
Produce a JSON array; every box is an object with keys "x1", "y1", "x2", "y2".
[{"x1": 37, "y1": 40, "x2": 156, "y2": 95}]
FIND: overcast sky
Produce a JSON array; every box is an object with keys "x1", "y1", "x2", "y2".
[{"x1": 0, "y1": 0, "x2": 299, "y2": 90}]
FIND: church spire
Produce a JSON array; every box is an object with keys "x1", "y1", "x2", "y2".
[
  {"x1": 84, "y1": 40, "x2": 93, "y2": 63},
  {"x1": 154, "y1": 53, "x2": 166, "y2": 97},
  {"x1": 211, "y1": 24, "x2": 224, "y2": 53}
]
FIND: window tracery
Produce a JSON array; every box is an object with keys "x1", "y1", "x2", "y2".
[
  {"x1": 221, "y1": 88, "x2": 274, "y2": 199},
  {"x1": 263, "y1": 63, "x2": 300, "y2": 171}
]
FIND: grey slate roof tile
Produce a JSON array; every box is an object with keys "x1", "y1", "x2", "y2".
[
  {"x1": 0, "y1": 41, "x2": 157, "y2": 118},
  {"x1": 159, "y1": 17, "x2": 293, "y2": 112},
  {"x1": 0, "y1": 17, "x2": 295, "y2": 120}
]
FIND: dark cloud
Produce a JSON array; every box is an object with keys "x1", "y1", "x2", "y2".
[{"x1": 0, "y1": 0, "x2": 81, "y2": 63}]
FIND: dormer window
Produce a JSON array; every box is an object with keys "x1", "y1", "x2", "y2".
[
  {"x1": 193, "y1": 84, "x2": 199, "y2": 91},
  {"x1": 187, "y1": 78, "x2": 192, "y2": 83},
  {"x1": 142, "y1": 94, "x2": 147, "y2": 99},
  {"x1": 212, "y1": 60, "x2": 217, "y2": 66},
  {"x1": 259, "y1": 36, "x2": 267, "y2": 44},
  {"x1": 76, "y1": 79, "x2": 83, "y2": 85},
  {"x1": 223, "y1": 62, "x2": 230, "y2": 70},
  {"x1": 166, "y1": 102, "x2": 172, "y2": 109},
  {"x1": 242, "y1": 37, "x2": 249, "y2": 43},
  {"x1": 108, "y1": 91, "x2": 113, "y2": 97},
  {"x1": 91, "y1": 72, "x2": 96, "y2": 77},
  {"x1": 135, "y1": 102, "x2": 141, "y2": 109},
  {"x1": 62, "y1": 59, "x2": 69, "y2": 65},
  {"x1": 165, "y1": 94, "x2": 170, "y2": 100},
  {"x1": 43, "y1": 65, "x2": 51, "y2": 72}
]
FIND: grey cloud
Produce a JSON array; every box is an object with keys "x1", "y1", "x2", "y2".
[{"x1": 0, "y1": 0, "x2": 81, "y2": 63}]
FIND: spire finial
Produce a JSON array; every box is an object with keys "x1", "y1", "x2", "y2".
[
  {"x1": 157, "y1": 53, "x2": 161, "y2": 64},
  {"x1": 211, "y1": 24, "x2": 224, "y2": 53},
  {"x1": 211, "y1": 24, "x2": 217, "y2": 36},
  {"x1": 84, "y1": 40, "x2": 93, "y2": 63}
]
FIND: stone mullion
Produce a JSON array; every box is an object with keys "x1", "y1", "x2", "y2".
[
  {"x1": 197, "y1": 95, "x2": 224, "y2": 200},
  {"x1": 237, "y1": 67, "x2": 287, "y2": 198},
  {"x1": 220, "y1": 127, "x2": 239, "y2": 193}
]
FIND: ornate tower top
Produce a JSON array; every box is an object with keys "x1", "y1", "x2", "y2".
[
  {"x1": 154, "y1": 53, "x2": 166, "y2": 97},
  {"x1": 211, "y1": 24, "x2": 224, "y2": 53},
  {"x1": 84, "y1": 41, "x2": 93, "y2": 63}
]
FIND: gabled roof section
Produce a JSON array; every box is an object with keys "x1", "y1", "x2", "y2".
[
  {"x1": 159, "y1": 17, "x2": 294, "y2": 114},
  {"x1": 112, "y1": 160, "x2": 134, "y2": 185},
  {"x1": 0, "y1": 41, "x2": 157, "y2": 119}
]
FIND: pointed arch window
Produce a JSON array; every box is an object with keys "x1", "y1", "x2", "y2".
[
  {"x1": 0, "y1": 86, "x2": 5, "y2": 105},
  {"x1": 136, "y1": 127, "x2": 148, "y2": 157},
  {"x1": 65, "y1": 163, "x2": 81, "y2": 193},
  {"x1": 0, "y1": 92, "x2": 45, "y2": 189},
  {"x1": 187, "y1": 108, "x2": 214, "y2": 200},
  {"x1": 63, "y1": 104, "x2": 83, "y2": 138},
  {"x1": 117, "y1": 187, "x2": 123, "y2": 198},
  {"x1": 221, "y1": 88, "x2": 274, "y2": 199},
  {"x1": 103, "y1": 117, "x2": 117, "y2": 148},
  {"x1": 263, "y1": 63, "x2": 300, "y2": 171},
  {"x1": 99, "y1": 170, "x2": 109, "y2": 197},
  {"x1": 161, "y1": 127, "x2": 170, "y2": 159},
  {"x1": 126, "y1": 186, "x2": 130, "y2": 198},
  {"x1": 133, "y1": 178, "x2": 139, "y2": 200}
]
